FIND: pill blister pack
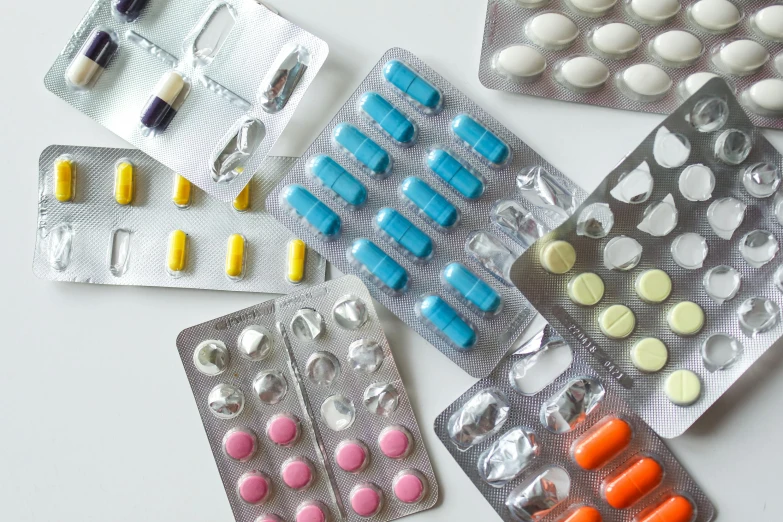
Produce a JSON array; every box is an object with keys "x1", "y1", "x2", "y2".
[
  {"x1": 33, "y1": 145, "x2": 325, "y2": 293},
  {"x1": 44, "y1": 0, "x2": 328, "y2": 202},
  {"x1": 176, "y1": 276, "x2": 438, "y2": 522},
  {"x1": 434, "y1": 326, "x2": 715, "y2": 522},
  {"x1": 509, "y1": 78, "x2": 783, "y2": 437},
  {"x1": 480, "y1": 0, "x2": 783, "y2": 130},
  {"x1": 266, "y1": 47, "x2": 587, "y2": 378}
]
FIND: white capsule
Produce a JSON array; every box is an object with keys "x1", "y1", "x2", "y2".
[
  {"x1": 558, "y1": 56, "x2": 610, "y2": 92},
  {"x1": 651, "y1": 30, "x2": 703, "y2": 67},
  {"x1": 569, "y1": 0, "x2": 617, "y2": 15},
  {"x1": 620, "y1": 64, "x2": 672, "y2": 101},
  {"x1": 689, "y1": 0, "x2": 741, "y2": 32},
  {"x1": 526, "y1": 13, "x2": 579, "y2": 50},
  {"x1": 681, "y1": 72, "x2": 721, "y2": 97},
  {"x1": 591, "y1": 23, "x2": 641, "y2": 58},
  {"x1": 714, "y1": 39, "x2": 770, "y2": 75},
  {"x1": 746, "y1": 78, "x2": 783, "y2": 114},
  {"x1": 629, "y1": 0, "x2": 681, "y2": 24},
  {"x1": 493, "y1": 45, "x2": 547, "y2": 81},
  {"x1": 753, "y1": 5, "x2": 783, "y2": 41}
]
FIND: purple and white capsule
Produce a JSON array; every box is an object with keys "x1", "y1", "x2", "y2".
[
  {"x1": 65, "y1": 29, "x2": 118, "y2": 89},
  {"x1": 140, "y1": 71, "x2": 186, "y2": 130},
  {"x1": 113, "y1": 0, "x2": 150, "y2": 22}
]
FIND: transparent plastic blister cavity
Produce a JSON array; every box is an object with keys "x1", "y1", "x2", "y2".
[
  {"x1": 266, "y1": 48, "x2": 587, "y2": 378},
  {"x1": 44, "y1": 0, "x2": 328, "y2": 202},
  {"x1": 434, "y1": 326, "x2": 715, "y2": 522},
  {"x1": 509, "y1": 78, "x2": 783, "y2": 438},
  {"x1": 480, "y1": 0, "x2": 783, "y2": 130},
  {"x1": 33, "y1": 145, "x2": 325, "y2": 293},
  {"x1": 176, "y1": 276, "x2": 437, "y2": 522}
]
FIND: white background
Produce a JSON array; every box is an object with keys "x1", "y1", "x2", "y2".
[{"x1": 2, "y1": 0, "x2": 782, "y2": 520}]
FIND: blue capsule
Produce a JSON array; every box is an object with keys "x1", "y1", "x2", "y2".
[
  {"x1": 332, "y1": 123, "x2": 392, "y2": 178},
  {"x1": 374, "y1": 208, "x2": 433, "y2": 261},
  {"x1": 426, "y1": 148, "x2": 485, "y2": 200},
  {"x1": 383, "y1": 60, "x2": 443, "y2": 114},
  {"x1": 306, "y1": 155, "x2": 367, "y2": 208},
  {"x1": 280, "y1": 184, "x2": 342, "y2": 240},
  {"x1": 358, "y1": 92, "x2": 418, "y2": 146},
  {"x1": 347, "y1": 239, "x2": 409, "y2": 294},
  {"x1": 399, "y1": 177, "x2": 459, "y2": 229},
  {"x1": 451, "y1": 113, "x2": 511, "y2": 168},
  {"x1": 417, "y1": 295, "x2": 477, "y2": 350},
  {"x1": 442, "y1": 263, "x2": 502, "y2": 315}
]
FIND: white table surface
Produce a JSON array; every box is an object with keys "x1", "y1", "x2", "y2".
[{"x1": 2, "y1": 0, "x2": 782, "y2": 520}]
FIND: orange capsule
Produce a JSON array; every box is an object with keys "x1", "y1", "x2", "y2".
[
  {"x1": 558, "y1": 505, "x2": 603, "y2": 522},
  {"x1": 603, "y1": 456, "x2": 663, "y2": 509},
  {"x1": 635, "y1": 495, "x2": 695, "y2": 522},
  {"x1": 572, "y1": 416, "x2": 633, "y2": 470}
]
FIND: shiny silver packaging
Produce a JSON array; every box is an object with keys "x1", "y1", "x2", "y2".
[
  {"x1": 44, "y1": 0, "x2": 328, "y2": 202},
  {"x1": 434, "y1": 326, "x2": 715, "y2": 522},
  {"x1": 480, "y1": 0, "x2": 783, "y2": 129},
  {"x1": 266, "y1": 48, "x2": 587, "y2": 378},
  {"x1": 510, "y1": 78, "x2": 783, "y2": 437},
  {"x1": 34, "y1": 145, "x2": 325, "y2": 293},
  {"x1": 176, "y1": 276, "x2": 437, "y2": 522}
]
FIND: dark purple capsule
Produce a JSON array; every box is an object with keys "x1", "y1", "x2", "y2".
[
  {"x1": 66, "y1": 29, "x2": 118, "y2": 88},
  {"x1": 113, "y1": 0, "x2": 150, "y2": 21},
  {"x1": 140, "y1": 71, "x2": 185, "y2": 129},
  {"x1": 83, "y1": 31, "x2": 118, "y2": 67}
]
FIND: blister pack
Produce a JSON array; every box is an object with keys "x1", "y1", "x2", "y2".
[
  {"x1": 480, "y1": 0, "x2": 783, "y2": 129},
  {"x1": 176, "y1": 275, "x2": 438, "y2": 522},
  {"x1": 509, "y1": 78, "x2": 783, "y2": 437},
  {"x1": 33, "y1": 145, "x2": 325, "y2": 293},
  {"x1": 44, "y1": 0, "x2": 328, "y2": 202},
  {"x1": 266, "y1": 47, "x2": 587, "y2": 378},
  {"x1": 434, "y1": 326, "x2": 715, "y2": 522}
]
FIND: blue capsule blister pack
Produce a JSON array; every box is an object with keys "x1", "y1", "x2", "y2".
[{"x1": 267, "y1": 48, "x2": 587, "y2": 378}]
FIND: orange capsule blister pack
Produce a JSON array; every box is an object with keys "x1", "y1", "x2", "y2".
[{"x1": 434, "y1": 326, "x2": 715, "y2": 522}]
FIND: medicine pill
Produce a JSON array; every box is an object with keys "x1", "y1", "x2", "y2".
[
  {"x1": 602, "y1": 456, "x2": 663, "y2": 509},
  {"x1": 426, "y1": 148, "x2": 485, "y2": 200},
  {"x1": 237, "y1": 471, "x2": 272, "y2": 505},
  {"x1": 637, "y1": 495, "x2": 695, "y2": 522},
  {"x1": 664, "y1": 369, "x2": 701, "y2": 405},
  {"x1": 267, "y1": 413, "x2": 300, "y2": 447},
  {"x1": 66, "y1": 29, "x2": 118, "y2": 89},
  {"x1": 222, "y1": 427, "x2": 258, "y2": 462},
  {"x1": 374, "y1": 207, "x2": 433, "y2": 261},
  {"x1": 567, "y1": 272, "x2": 604, "y2": 306},
  {"x1": 114, "y1": 160, "x2": 134, "y2": 205},
  {"x1": 620, "y1": 64, "x2": 672, "y2": 101},
  {"x1": 598, "y1": 304, "x2": 635, "y2": 339},
  {"x1": 113, "y1": 0, "x2": 149, "y2": 22},
  {"x1": 450, "y1": 113, "x2": 511, "y2": 168},
  {"x1": 393, "y1": 470, "x2": 427, "y2": 504},
  {"x1": 333, "y1": 122, "x2": 392, "y2": 177},
  {"x1": 378, "y1": 425, "x2": 413, "y2": 459},
  {"x1": 570, "y1": 0, "x2": 616, "y2": 15},
  {"x1": 417, "y1": 295, "x2": 477, "y2": 349},
  {"x1": 287, "y1": 239, "x2": 306, "y2": 284},
  {"x1": 225, "y1": 233, "x2": 246, "y2": 280},
  {"x1": 715, "y1": 40, "x2": 770, "y2": 75},
  {"x1": 335, "y1": 440, "x2": 370, "y2": 473},
  {"x1": 171, "y1": 173, "x2": 191, "y2": 208},
  {"x1": 281, "y1": 184, "x2": 342, "y2": 240},
  {"x1": 442, "y1": 262, "x2": 502, "y2": 315},
  {"x1": 753, "y1": 6, "x2": 783, "y2": 41},
  {"x1": 493, "y1": 45, "x2": 547, "y2": 82},
  {"x1": 539, "y1": 240, "x2": 576, "y2": 274},
  {"x1": 572, "y1": 416, "x2": 632, "y2": 470},
  {"x1": 557, "y1": 56, "x2": 609, "y2": 92},
  {"x1": 556, "y1": 505, "x2": 603, "y2": 522},
  {"x1": 399, "y1": 176, "x2": 459, "y2": 229},
  {"x1": 281, "y1": 457, "x2": 314, "y2": 490},
  {"x1": 634, "y1": 269, "x2": 671, "y2": 303},
  {"x1": 629, "y1": 0, "x2": 681, "y2": 24},
  {"x1": 667, "y1": 301, "x2": 705, "y2": 336},
  {"x1": 383, "y1": 59, "x2": 443, "y2": 113},
  {"x1": 681, "y1": 72, "x2": 720, "y2": 97},
  {"x1": 140, "y1": 71, "x2": 186, "y2": 129},
  {"x1": 166, "y1": 230, "x2": 188, "y2": 276},
  {"x1": 347, "y1": 238, "x2": 409, "y2": 294},
  {"x1": 746, "y1": 78, "x2": 783, "y2": 115},
  {"x1": 350, "y1": 483, "x2": 383, "y2": 517},
  {"x1": 358, "y1": 91, "x2": 417, "y2": 146},
  {"x1": 307, "y1": 155, "x2": 367, "y2": 208},
  {"x1": 296, "y1": 501, "x2": 329, "y2": 522},
  {"x1": 630, "y1": 338, "x2": 668, "y2": 372},
  {"x1": 651, "y1": 31, "x2": 703, "y2": 67},
  {"x1": 590, "y1": 23, "x2": 641, "y2": 58},
  {"x1": 233, "y1": 183, "x2": 250, "y2": 212},
  {"x1": 690, "y1": 0, "x2": 741, "y2": 32},
  {"x1": 53, "y1": 156, "x2": 75, "y2": 202},
  {"x1": 527, "y1": 12, "x2": 579, "y2": 50}
]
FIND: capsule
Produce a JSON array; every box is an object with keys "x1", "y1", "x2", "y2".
[
  {"x1": 287, "y1": 239, "x2": 306, "y2": 284},
  {"x1": 635, "y1": 495, "x2": 694, "y2": 522},
  {"x1": 572, "y1": 416, "x2": 633, "y2": 470},
  {"x1": 374, "y1": 208, "x2": 433, "y2": 261},
  {"x1": 603, "y1": 456, "x2": 664, "y2": 509},
  {"x1": 280, "y1": 185, "x2": 341, "y2": 240},
  {"x1": 442, "y1": 263, "x2": 502, "y2": 315},
  {"x1": 332, "y1": 123, "x2": 392, "y2": 178},
  {"x1": 417, "y1": 295, "x2": 477, "y2": 350},
  {"x1": 65, "y1": 29, "x2": 118, "y2": 89},
  {"x1": 172, "y1": 173, "x2": 192, "y2": 208},
  {"x1": 166, "y1": 230, "x2": 188, "y2": 276},
  {"x1": 114, "y1": 160, "x2": 134, "y2": 205},
  {"x1": 307, "y1": 155, "x2": 367, "y2": 208},
  {"x1": 233, "y1": 183, "x2": 250, "y2": 212},
  {"x1": 426, "y1": 148, "x2": 485, "y2": 199},
  {"x1": 358, "y1": 92, "x2": 417, "y2": 146},
  {"x1": 451, "y1": 113, "x2": 511, "y2": 168},
  {"x1": 113, "y1": 0, "x2": 149, "y2": 21},
  {"x1": 225, "y1": 234, "x2": 246, "y2": 280},
  {"x1": 399, "y1": 177, "x2": 459, "y2": 229},
  {"x1": 557, "y1": 506, "x2": 603, "y2": 522},
  {"x1": 347, "y1": 239, "x2": 409, "y2": 294},
  {"x1": 141, "y1": 71, "x2": 186, "y2": 130},
  {"x1": 382, "y1": 59, "x2": 443, "y2": 114},
  {"x1": 53, "y1": 156, "x2": 75, "y2": 202}
]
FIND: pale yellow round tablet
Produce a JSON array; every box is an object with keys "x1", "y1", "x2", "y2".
[
  {"x1": 630, "y1": 337, "x2": 668, "y2": 372},
  {"x1": 634, "y1": 269, "x2": 672, "y2": 303},
  {"x1": 664, "y1": 369, "x2": 701, "y2": 406},
  {"x1": 568, "y1": 272, "x2": 605, "y2": 306},
  {"x1": 599, "y1": 304, "x2": 636, "y2": 339},
  {"x1": 667, "y1": 301, "x2": 705, "y2": 336},
  {"x1": 540, "y1": 240, "x2": 577, "y2": 274}
]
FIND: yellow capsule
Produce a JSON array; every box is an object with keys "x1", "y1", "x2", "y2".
[
  {"x1": 171, "y1": 173, "x2": 192, "y2": 208},
  {"x1": 114, "y1": 160, "x2": 134, "y2": 205},
  {"x1": 167, "y1": 230, "x2": 188, "y2": 276},
  {"x1": 225, "y1": 234, "x2": 246, "y2": 280},
  {"x1": 53, "y1": 155, "x2": 75, "y2": 202},
  {"x1": 233, "y1": 183, "x2": 250, "y2": 212},
  {"x1": 287, "y1": 239, "x2": 307, "y2": 284}
]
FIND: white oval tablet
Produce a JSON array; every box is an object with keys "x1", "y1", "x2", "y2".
[
  {"x1": 754, "y1": 6, "x2": 783, "y2": 41},
  {"x1": 748, "y1": 78, "x2": 783, "y2": 113},
  {"x1": 630, "y1": 0, "x2": 681, "y2": 23},
  {"x1": 570, "y1": 0, "x2": 617, "y2": 14},
  {"x1": 560, "y1": 56, "x2": 610, "y2": 90},
  {"x1": 690, "y1": 0, "x2": 741, "y2": 32},
  {"x1": 495, "y1": 45, "x2": 547, "y2": 80},
  {"x1": 527, "y1": 12, "x2": 579, "y2": 49},
  {"x1": 652, "y1": 30, "x2": 703, "y2": 65},
  {"x1": 717, "y1": 39, "x2": 770, "y2": 74},
  {"x1": 621, "y1": 64, "x2": 672, "y2": 98},
  {"x1": 682, "y1": 72, "x2": 720, "y2": 96},
  {"x1": 592, "y1": 23, "x2": 642, "y2": 56}
]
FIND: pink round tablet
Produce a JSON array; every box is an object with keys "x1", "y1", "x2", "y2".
[
  {"x1": 378, "y1": 426, "x2": 412, "y2": 459},
  {"x1": 223, "y1": 427, "x2": 257, "y2": 462},
  {"x1": 393, "y1": 471, "x2": 426, "y2": 503},
  {"x1": 267, "y1": 413, "x2": 300, "y2": 446},
  {"x1": 335, "y1": 440, "x2": 369, "y2": 473},
  {"x1": 255, "y1": 515, "x2": 283, "y2": 522},
  {"x1": 282, "y1": 457, "x2": 314, "y2": 490},
  {"x1": 296, "y1": 501, "x2": 328, "y2": 522},
  {"x1": 350, "y1": 483, "x2": 383, "y2": 517},
  {"x1": 237, "y1": 471, "x2": 271, "y2": 505}
]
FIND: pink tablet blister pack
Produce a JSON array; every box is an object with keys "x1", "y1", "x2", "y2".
[{"x1": 176, "y1": 275, "x2": 438, "y2": 522}]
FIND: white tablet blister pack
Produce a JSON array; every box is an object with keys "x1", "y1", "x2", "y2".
[
  {"x1": 44, "y1": 0, "x2": 328, "y2": 201},
  {"x1": 34, "y1": 145, "x2": 325, "y2": 293}
]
